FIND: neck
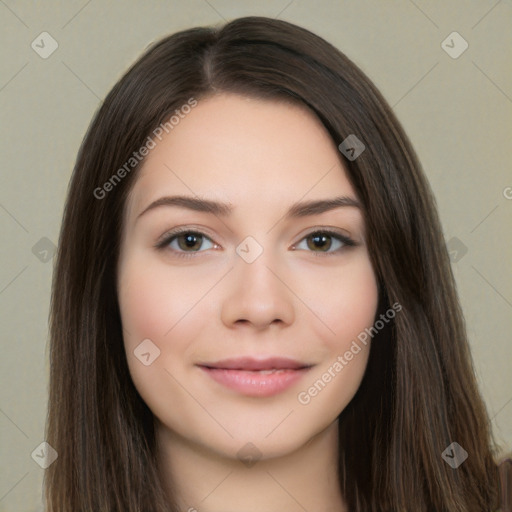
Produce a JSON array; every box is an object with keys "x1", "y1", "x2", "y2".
[{"x1": 156, "y1": 419, "x2": 347, "y2": 512}]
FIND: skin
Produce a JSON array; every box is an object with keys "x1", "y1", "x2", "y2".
[{"x1": 117, "y1": 93, "x2": 379, "y2": 512}]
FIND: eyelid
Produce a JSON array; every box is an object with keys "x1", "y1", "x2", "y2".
[
  {"x1": 154, "y1": 226, "x2": 216, "y2": 247},
  {"x1": 154, "y1": 227, "x2": 218, "y2": 257},
  {"x1": 290, "y1": 228, "x2": 356, "y2": 255},
  {"x1": 293, "y1": 226, "x2": 354, "y2": 245}
]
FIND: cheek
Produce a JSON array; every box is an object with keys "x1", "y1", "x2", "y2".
[
  {"x1": 330, "y1": 258, "x2": 379, "y2": 349},
  {"x1": 294, "y1": 251, "x2": 379, "y2": 354},
  {"x1": 117, "y1": 253, "x2": 218, "y2": 409},
  {"x1": 291, "y1": 253, "x2": 379, "y2": 418},
  {"x1": 118, "y1": 254, "x2": 213, "y2": 348},
  {"x1": 118, "y1": 253, "x2": 253, "y2": 453}
]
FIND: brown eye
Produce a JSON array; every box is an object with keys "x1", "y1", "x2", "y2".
[
  {"x1": 294, "y1": 230, "x2": 355, "y2": 255},
  {"x1": 176, "y1": 232, "x2": 204, "y2": 251},
  {"x1": 158, "y1": 230, "x2": 216, "y2": 254},
  {"x1": 306, "y1": 233, "x2": 333, "y2": 252}
]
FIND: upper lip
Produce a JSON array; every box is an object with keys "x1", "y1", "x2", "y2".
[{"x1": 198, "y1": 357, "x2": 311, "y2": 371}]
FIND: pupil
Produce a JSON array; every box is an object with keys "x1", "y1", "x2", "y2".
[
  {"x1": 180, "y1": 233, "x2": 201, "y2": 250},
  {"x1": 309, "y1": 234, "x2": 331, "y2": 252}
]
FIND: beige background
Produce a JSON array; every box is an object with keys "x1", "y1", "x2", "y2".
[{"x1": 0, "y1": 1, "x2": 511, "y2": 510}]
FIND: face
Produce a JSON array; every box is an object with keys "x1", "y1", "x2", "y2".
[{"x1": 117, "y1": 93, "x2": 379, "y2": 461}]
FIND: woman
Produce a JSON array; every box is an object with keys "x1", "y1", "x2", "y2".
[{"x1": 45, "y1": 15, "x2": 505, "y2": 511}]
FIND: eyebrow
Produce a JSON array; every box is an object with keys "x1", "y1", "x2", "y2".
[{"x1": 136, "y1": 194, "x2": 361, "y2": 221}]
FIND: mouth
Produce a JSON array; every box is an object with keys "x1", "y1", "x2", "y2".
[{"x1": 197, "y1": 357, "x2": 313, "y2": 397}]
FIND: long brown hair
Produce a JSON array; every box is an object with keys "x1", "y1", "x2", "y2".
[{"x1": 45, "y1": 16, "x2": 501, "y2": 511}]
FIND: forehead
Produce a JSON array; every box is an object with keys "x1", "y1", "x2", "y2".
[{"x1": 125, "y1": 93, "x2": 357, "y2": 219}]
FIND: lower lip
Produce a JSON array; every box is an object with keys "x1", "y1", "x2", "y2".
[{"x1": 198, "y1": 366, "x2": 311, "y2": 397}]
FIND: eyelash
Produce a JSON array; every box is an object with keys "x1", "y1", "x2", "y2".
[{"x1": 155, "y1": 227, "x2": 357, "y2": 260}]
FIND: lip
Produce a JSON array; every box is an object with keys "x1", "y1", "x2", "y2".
[
  {"x1": 201, "y1": 356, "x2": 310, "y2": 371},
  {"x1": 197, "y1": 357, "x2": 313, "y2": 397}
]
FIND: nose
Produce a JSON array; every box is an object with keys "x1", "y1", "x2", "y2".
[{"x1": 220, "y1": 246, "x2": 295, "y2": 331}]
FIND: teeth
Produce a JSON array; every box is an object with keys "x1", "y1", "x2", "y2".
[{"x1": 253, "y1": 369, "x2": 286, "y2": 374}]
